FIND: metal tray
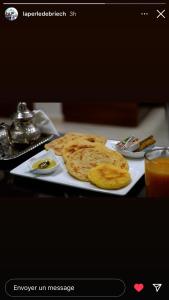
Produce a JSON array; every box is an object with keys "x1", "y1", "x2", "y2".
[{"x1": 0, "y1": 134, "x2": 54, "y2": 161}]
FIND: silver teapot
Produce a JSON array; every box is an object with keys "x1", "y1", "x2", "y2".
[{"x1": 10, "y1": 102, "x2": 41, "y2": 145}]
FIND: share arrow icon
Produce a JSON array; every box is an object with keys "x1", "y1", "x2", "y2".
[{"x1": 152, "y1": 283, "x2": 162, "y2": 292}]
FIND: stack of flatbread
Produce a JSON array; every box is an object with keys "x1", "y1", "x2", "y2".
[{"x1": 45, "y1": 132, "x2": 131, "y2": 189}]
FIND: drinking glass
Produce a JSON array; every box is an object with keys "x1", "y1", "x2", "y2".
[{"x1": 145, "y1": 147, "x2": 169, "y2": 197}]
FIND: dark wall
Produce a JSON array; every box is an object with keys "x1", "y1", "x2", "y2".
[{"x1": 1, "y1": 3, "x2": 168, "y2": 102}]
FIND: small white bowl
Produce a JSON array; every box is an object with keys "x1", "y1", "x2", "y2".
[
  {"x1": 28, "y1": 150, "x2": 61, "y2": 175},
  {"x1": 115, "y1": 145, "x2": 156, "y2": 159}
]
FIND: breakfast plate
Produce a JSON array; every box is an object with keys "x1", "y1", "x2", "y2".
[{"x1": 10, "y1": 140, "x2": 145, "y2": 196}]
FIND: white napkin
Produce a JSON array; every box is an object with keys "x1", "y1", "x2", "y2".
[{"x1": 33, "y1": 110, "x2": 60, "y2": 136}]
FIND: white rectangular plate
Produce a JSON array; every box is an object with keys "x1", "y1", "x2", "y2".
[{"x1": 10, "y1": 140, "x2": 145, "y2": 196}]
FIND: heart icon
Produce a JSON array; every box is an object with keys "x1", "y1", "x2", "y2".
[{"x1": 134, "y1": 283, "x2": 144, "y2": 292}]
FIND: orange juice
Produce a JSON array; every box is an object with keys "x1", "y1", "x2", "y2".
[{"x1": 145, "y1": 157, "x2": 169, "y2": 197}]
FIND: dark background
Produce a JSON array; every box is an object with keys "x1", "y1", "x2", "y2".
[
  {"x1": 0, "y1": 1, "x2": 168, "y2": 101},
  {"x1": 1, "y1": 195, "x2": 169, "y2": 298}
]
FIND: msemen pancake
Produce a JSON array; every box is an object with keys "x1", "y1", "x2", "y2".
[
  {"x1": 45, "y1": 132, "x2": 106, "y2": 156},
  {"x1": 66, "y1": 144, "x2": 128, "y2": 181},
  {"x1": 63, "y1": 139, "x2": 101, "y2": 162}
]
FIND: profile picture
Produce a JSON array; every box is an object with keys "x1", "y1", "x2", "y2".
[{"x1": 5, "y1": 7, "x2": 18, "y2": 21}]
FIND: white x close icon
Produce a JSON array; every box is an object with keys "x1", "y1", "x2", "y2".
[{"x1": 157, "y1": 9, "x2": 166, "y2": 19}]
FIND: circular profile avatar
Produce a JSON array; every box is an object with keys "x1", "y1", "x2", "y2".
[{"x1": 5, "y1": 7, "x2": 18, "y2": 21}]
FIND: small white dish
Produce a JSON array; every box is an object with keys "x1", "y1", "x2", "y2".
[
  {"x1": 115, "y1": 144, "x2": 155, "y2": 159},
  {"x1": 28, "y1": 150, "x2": 61, "y2": 175}
]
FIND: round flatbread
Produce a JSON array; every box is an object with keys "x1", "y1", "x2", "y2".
[
  {"x1": 44, "y1": 133, "x2": 85, "y2": 155},
  {"x1": 88, "y1": 163, "x2": 131, "y2": 189},
  {"x1": 103, "y1": 147, "x2": 129, "y2": 170},
  {"x1": 45, "y1": 136, "x2": 66, "y2": 155},
  {"x1": 63, "y1": 139, "x2": 101, "y2": 162},
  {"x1": 66, "y1": 145, "x2": 128, "y2": 181},
  {"x1": 45, "y1": 132, "x2": 106, "y2": 156}
]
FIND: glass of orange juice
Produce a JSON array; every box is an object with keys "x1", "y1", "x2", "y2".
[{"x1": 145, "y1": 147, "x2": 169, "y2": 197}]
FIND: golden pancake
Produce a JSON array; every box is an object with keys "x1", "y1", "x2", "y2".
[{"x1": 88, "y1": 163, "x2": 131, "y2": 189}]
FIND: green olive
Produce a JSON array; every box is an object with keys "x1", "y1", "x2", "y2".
[{"x1": 32, "y1": 159, "x2": 57, "y2": 170}]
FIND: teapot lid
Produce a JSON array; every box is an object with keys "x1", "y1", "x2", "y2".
[{"x1": 15, "y1": 102, "x2": 33, "y2": 120}]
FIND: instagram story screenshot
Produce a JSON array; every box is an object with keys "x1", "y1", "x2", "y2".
[{"x1": 0, "y1": 0, "x2": 169, "y2": 299}]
